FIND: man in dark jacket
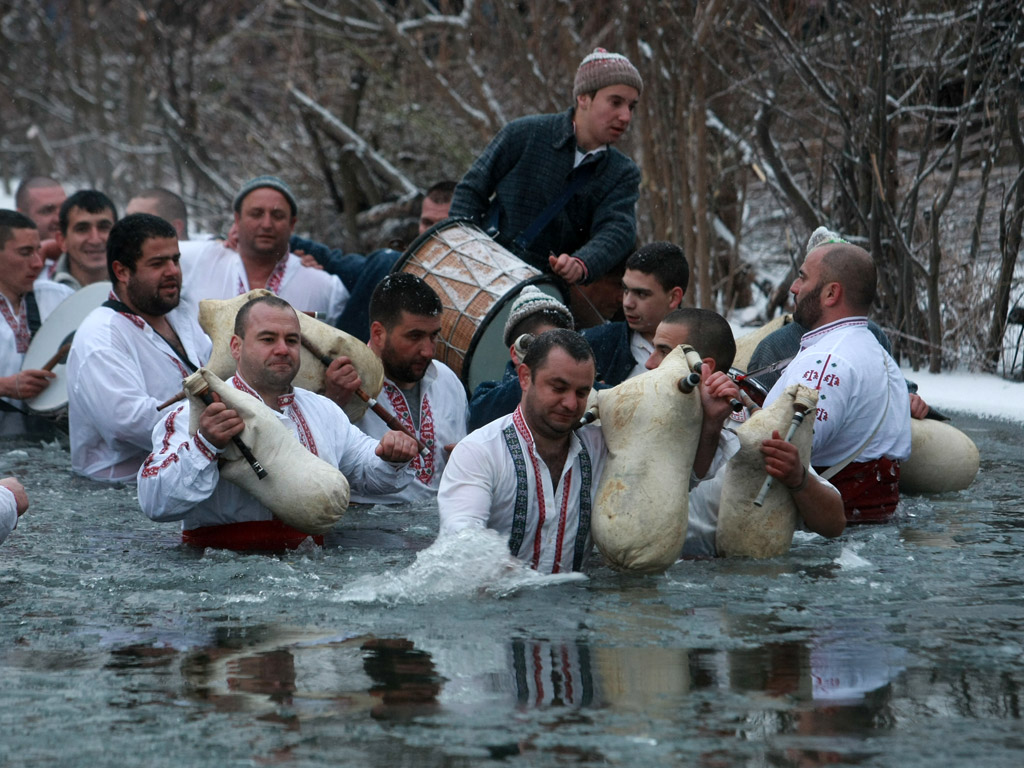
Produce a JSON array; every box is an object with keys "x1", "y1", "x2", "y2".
[
  {"x1": 583, "y1": 242, "x2": 688, "y2": 387},
  {"x1": 449, "y1": 48, "x2": 642, "y2": 285}
]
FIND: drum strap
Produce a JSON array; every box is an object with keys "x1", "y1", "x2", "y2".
[
  {"x1": 102, "y1": 299, "x2": 199, "y2": 373},
  {"x1": 24, "y1": 293, "x2": 41, "y2": 339},
  {"x1": 512, "y1": 161, "x2": 598, "y2": 252}
]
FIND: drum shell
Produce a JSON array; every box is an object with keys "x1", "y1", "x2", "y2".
[{"x1": 395, "y1": 220, "x2": 568, "y2": 393}]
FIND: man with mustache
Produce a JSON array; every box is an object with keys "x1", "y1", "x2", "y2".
[
  {"x1": 68, "y1": 213, "x2": 212, "y2": 482},
  {"x1": 449, "y1": 48, "x2": 642, "y2": 287}
]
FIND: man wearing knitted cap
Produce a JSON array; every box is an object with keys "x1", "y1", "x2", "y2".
[
  {"x1": 467, "y1": 285, "x2": 575, "y2": 431},
  {"x1": 449, "y1": 48, "x2": 642, "y2": 288},
  {"x1": 179, "y1": 175, "x2": 349, "y2": 326}
]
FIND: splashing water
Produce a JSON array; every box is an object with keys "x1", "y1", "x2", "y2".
[{"x1": 335, "y1": 527, "x2": 586, "y2": 604}]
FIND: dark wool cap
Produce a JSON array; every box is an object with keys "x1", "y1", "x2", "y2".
[{"x1": 233, "y1": 175, "x2": 298, "y2": 217}]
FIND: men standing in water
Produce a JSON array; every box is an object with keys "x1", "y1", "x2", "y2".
[
  {"x1": 438, "y1": 329, "x2": 603, "y2": 573},
  {"x1": 352, "y1": 274, "x2": 467, "y2": 504},
  {"x1": 641, "y1": 308, "x2": 845, "y2": 556},
  {"x1": 68, "y1": 213, "x2": 212, "y2": 482},
  {"x1": 763, "y1": 241, "x2": 910, "y2": 523},
  {"x1": 0, "y1": 210, "x2": 72, "y2": 407},
  {"x1": 449, "y1": 48, "x2": 642, "y2": 285},
  {"x1": 138, "y1": 295, "x2": 418, "y2": 550}
]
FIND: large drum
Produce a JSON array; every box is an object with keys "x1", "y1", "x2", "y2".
[
  {"x1": 395, "y1": 220, "x2": 568, "y2": 393},
  {"x1": 22, "y1": 281, "x2": 112, "y2": 415}
]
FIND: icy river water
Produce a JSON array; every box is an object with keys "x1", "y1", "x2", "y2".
[{"x1": 1, "y1": 411, "x2": 1022, "y2": 768}]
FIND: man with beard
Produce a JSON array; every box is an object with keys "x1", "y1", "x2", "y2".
[
  {"x1": 68, "y1": 214, "x2": 212, "y2": 482},
  {"x1": 351, "y1": 274, "x2": 467, "y2": 504},
  {"x1": 761, "y1": 240, "x2": 911, "y2": 523},
  {"x1": 137, "y1": 295, "x2": 419, "y2": 551},
  {"x1": 437, "y1": 329, "x2": 605, "y2": 574},
  {"x1": 180, "y1": 176, "x2": 348, "y2": 325},
  {"x1": 0, "y1": 211, "x2": 73, "y2": 408}
]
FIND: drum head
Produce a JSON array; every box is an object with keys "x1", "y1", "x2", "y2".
[
  {"x1": 22, "y1": 281, "x2": 112, "y2": 414},
  {"x1": 395, "y1": 219, "x2": 569, "y2": 392}
]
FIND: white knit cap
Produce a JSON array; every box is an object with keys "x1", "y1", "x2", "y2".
[{"x1": 502, "y1": 286, "x2": 574, "y2": 347}]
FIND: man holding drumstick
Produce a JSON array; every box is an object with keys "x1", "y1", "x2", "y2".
[
  {"x1": 449, "y1": 49, "x2": 642, "y2": 288},
  {"x1": 0, "y1": 210, "x2": 72, "y2": 409}
]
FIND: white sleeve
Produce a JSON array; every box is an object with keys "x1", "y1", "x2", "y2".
[
  {"x1": 334, "y1": 418, "x2": 411, "y2": 497},
  {"x1": 0, "y1": 486, "x2": 17, "y2": 545},
  {"x1": 72, "y1": 333, "x2": 175, "y2": 453},
  {"x1": 136, "y1": 405, "x2": 223, "y2": 522},
  {"x1": 437, "y1": 440, "x2": 498, "y2": 535},
  {"x1": 324, "y1": 274, "x2": 350, "y2": 326}
]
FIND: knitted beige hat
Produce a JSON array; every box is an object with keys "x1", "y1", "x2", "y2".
[
  {"x1": 573, "y1": 48, "x2": 643, "y2": 100},
  {"x1": 503, "y1": 286, "x2": 574, "y2": 347},
  {"x1": 806, "y1": 226, "x2": 849, "y2": 254}
]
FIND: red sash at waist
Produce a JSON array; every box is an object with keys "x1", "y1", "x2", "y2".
[
  {"x1": 182, "y1": 519, "x2": 324, "y2": 551},
  {"x1": 815, "y1": 458, "x2": 900, "y2": 524}
]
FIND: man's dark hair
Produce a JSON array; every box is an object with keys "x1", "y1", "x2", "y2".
[
  {"x1": 234, "y1": 294, "x2": 296, "y2": 338},
  {"x1": 0, "y1": 209, "x2": 38, "y2": 250},
  {"x1": 59, "y1": 189, "x2": 117, "y2": 236},
  {"x1": 106, "y1": 213, "x2": 177, "y2": 283},
  {"x1": 424, "y1": 180, "x2": 457, "y2": 205},
  {"x1": 14, "y1": 177, "x2": 62, "y2": 211},
  {"x1": 523, "y1": 328, "x2": 594, "y2": 375},
  {"x1": 369, "y1": 273, "x2": 442, "y2": 329},
  {"x1": 819, "y1": 243, "x2": 877, "y2": 312},
  {"x1": 625, "y1": 241, "x2": 689, "y2": 294},
  {"x1": 662, "y1": 308, "x2": 736, "y2": 372},
  {"x1": 132, "y1": 187, "x2": 189, "y2": 238}
]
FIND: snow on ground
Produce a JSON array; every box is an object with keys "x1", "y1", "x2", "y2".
[{"x1": 900, "y1": 367, "x2": 1024, "y2": 424}]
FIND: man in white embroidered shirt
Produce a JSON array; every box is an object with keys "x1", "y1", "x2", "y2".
[
  {"x1": 762, "y1": 240, "x2": 911, "y2": 523},
  {"x1": 351, "y1": 274, "x2": 468, "y2": 504},
  {"x1": 68, "y1": 213, "x2": 212, "y2": 482},
  {"x1": 438, "y1": 329, "x2": 604, "y2": 574},
  {"x1": 179, "y1": 175, "x2": 348, "y2": 325},
  {"x1": 0, "y1": 211, "x2": 72, "y2": 409},
  {"x1": 137, "y1": 295, "x2": 419, "y2": 551}
]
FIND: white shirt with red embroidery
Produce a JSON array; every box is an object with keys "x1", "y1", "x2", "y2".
[
  {"x1": 136, "y1": 375, "x2": 410, "y2": 531},
  {"x1": 67, "y1": 297, "x2": 213, "y2": 482},
  {"x1": 437, "y1": 407, "x2": 606, "y2": 574},
  {"x1": 0, "y1": 485, "x2": 17, "y2": 545},
  {"x1": 351, "y1": 360, "x2": 468, "y2": 505},
  {"x1": 763, "y1": 317, "x2": 911, "y2": 467},
  {"x1": 178, "y1": 240, "x2": 349, "y2": 325},
  {"x1": 0, "y1": 282, "x2": 74, "y2": 406}
]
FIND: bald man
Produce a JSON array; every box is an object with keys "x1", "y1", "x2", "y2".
[{"x1": 762, "y1": 242, "x2": 910, "y2": 523}]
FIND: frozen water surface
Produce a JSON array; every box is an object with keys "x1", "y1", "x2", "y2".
[{"x1": 1, "y1": 412, "x2": 1022, "y2": 767}]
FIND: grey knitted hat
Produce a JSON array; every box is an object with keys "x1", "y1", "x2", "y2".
[
  {"x1": 806, "y1": 226, "x2": 848, "y2": 254},
  {"x1": 233, "y1": 175, "x2": 298, "y2": 217},
  {"x1": 573, "y1": 48, "x2": 643, "y2": 100},
  {"x1": 503, "y1": 286, "x2": 574, "y2": 347}
]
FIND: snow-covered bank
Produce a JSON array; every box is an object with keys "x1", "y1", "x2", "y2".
[{"x1": 903, "y1": 368, "x2": 1024, "y2": 424}]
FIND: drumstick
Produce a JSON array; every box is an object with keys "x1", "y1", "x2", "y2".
[
  {"x1": 41, "y1": 342, "x2": 73, "y2": 372},
  {"x1": 156, "y1": 391, "x2": 186, "y2": 411},
  {"x1": 300, "y1": 337, "x2": 430, "y2": 457}
]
